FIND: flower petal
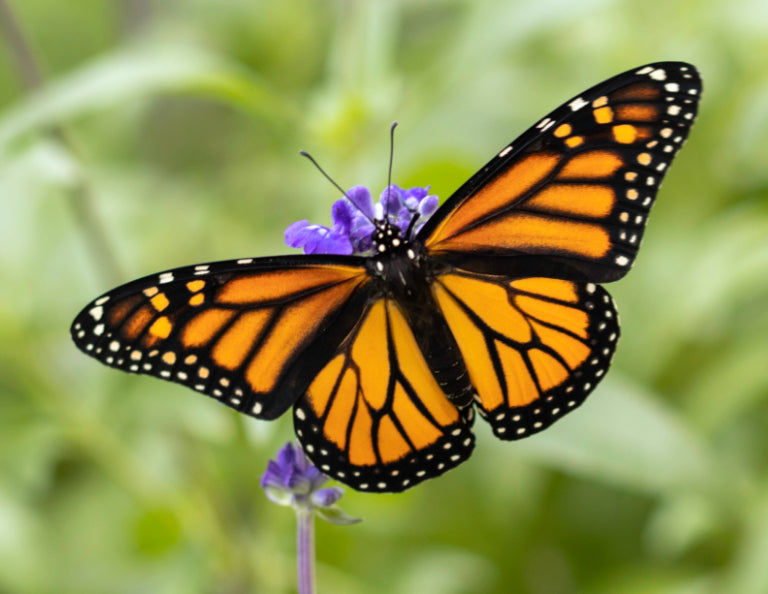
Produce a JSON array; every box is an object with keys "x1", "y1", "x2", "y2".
[
  {"x1": 276, "y1": 442, "x2": 297, "y2": 470},
  {"x1": 312, "y1": 231, "x2": 353, "y2": 255},
  {"x1": 310, "y1": 486, "x2": 344, "y2": 508},
  {"x1": 284, "y1": 221, "x2": 329, "y2": 254},
  {"x1": 331, "y1": 199, "x2": 355, "y2": 233},
  {"x1": 346, "y1": 185, "x2": 374, "y2": 219},
  {"x1": 263, "y1": 484, "x2": 294, "y2": 506},
  {"x1": 349, "y1": 223, "x2": 375, "y2": 254},
  {"x1": 418, "y1": 193, "x2": 439, "y2": 218},
  {"x1": 284, "y1": 220, "x2": 311, "y2": 248},
  {"x1": 380, "y1": 185, "x2": 403, "y2": 216},
  {"x1": 403, "y1": 186, "x2": 428, "y2": 201}
]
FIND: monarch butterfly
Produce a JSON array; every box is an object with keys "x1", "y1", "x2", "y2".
[{"x1": 72, "y1": 62, "x2": 701, "y2": 492}]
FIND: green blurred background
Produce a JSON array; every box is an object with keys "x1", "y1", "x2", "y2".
[{"x1": 1, "y1": 0, "x2": 767, "y2": 592}]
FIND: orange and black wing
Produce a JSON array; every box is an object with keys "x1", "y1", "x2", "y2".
[
  {"x1": 419, "y1": 62, "x2": 701, "y2": 283},
  {"x1": 293, "y1": 297, "x2": 475, "y2": 492},
  {"x1": 71, "y1": 256, "x2": 372, "y2": 420},
  {"x1": 432, "y1": 273, "x2": 619, "y2": 438}
]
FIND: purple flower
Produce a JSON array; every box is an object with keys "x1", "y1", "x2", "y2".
[
  {"x1": 379, "y1": 185, "x2": 439, "y2": 238},
  {"x1": 284, "y1": 184, "x2": 439, "y2": 256},
  {"x1": 261, "y1": 442, "x2": 360, "y2": 525},
  {"x1": 284, "y1": 220, "x2": 353, "y2": 255}
]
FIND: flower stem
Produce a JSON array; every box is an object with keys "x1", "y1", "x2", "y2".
[
  {"x1": 0, "y1": 0, "x2": 44, "y2": 90},
  {"x1": 296, "y1": 508, "x2": 316, "y2": 594}
]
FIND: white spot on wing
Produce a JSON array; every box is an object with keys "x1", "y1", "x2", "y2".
[{"x1": 569, "y1": 97, "x2": 588, "y2": 111}]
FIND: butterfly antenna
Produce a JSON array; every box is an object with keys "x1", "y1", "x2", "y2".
[
  {"x1": 299, "y1": 150, "x2": 375, "y2": 224},
  {"x1": 384, "y1": 121, "x2": 398, "y2": 221},
  {"x1": 300, "y1": 150, "x2": 349, "y2": 199}
]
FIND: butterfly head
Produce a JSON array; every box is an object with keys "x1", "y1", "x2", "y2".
[
  {"x1": 285, "y1": 184, "x2": 438, "y2": 256},
  {"x1": 372, "y1": 217, "x2": 409, "y2": 256}
]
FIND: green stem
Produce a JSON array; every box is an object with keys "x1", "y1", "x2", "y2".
[{"x1": 0, "y1": 0, "x2": 44, "y2": 89}]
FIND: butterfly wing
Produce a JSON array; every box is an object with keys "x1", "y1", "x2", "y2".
[
  {"x1": 293, "y1": 297, "x2": 475, "y2": 492},
  {"x1": 418, "y1": 62, "x2": 699, "y2": 437},
  {"x1": 419, "y1": 62, "x2": 702, "y2": 283},
  {"x1": 432, "y1": 273, "x2": 618, "y2": 438},
  {"x1": 71, "y1": 256, "x2": 372, "y2": 420}
]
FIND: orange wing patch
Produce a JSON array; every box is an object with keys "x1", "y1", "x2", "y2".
[
  {"x1": 425, "y1": 153, "x2": 560, "y2": 248},
  {"x1": 431, "y1": 213, "x2": 612, "y2": 261},
  {"x1": 557, "y1": 150, "x2": 624, "y2": 179},
  {"x1": 294, "y1": 298, "x2": 475, "y2": 493},
  {"x1": 527, "y1": 184, "x2": 615, "y2": 218},
  {"x1": 433, "y1": 272, "x2": 619, "y2": 440}
]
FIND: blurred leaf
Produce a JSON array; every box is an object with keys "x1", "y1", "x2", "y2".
[
  {"x1": 682, "y1": 334, "x2": 768, "y2": 433},
  {"x1": 721, "y1": 493, "x2": 768, "y2": 594},
  {"x1": 512, "y1": 376, "x2": 712, "y2": 494},
  {"x1": 132, "y1": 505, "x2": 182, "y2": 556},
  {"x1": 645, "y1": 494, "x2": 723, "y2": 558},
  {"x1": 677, "y1": 207, "x2": 768, "y2": 338},
  {"x1": 393, "y1": 547, "x2": 498, "y2": 594},
  {"x1": 0, "y1": 41, "x2": 297, "y2": 154},
  {"x1": 0, "y1": 490, "x2": 45, "y2": 593},
  {"x1": 612, "y1": 205, "x2": 768, "y2": 383},
  {"x1": 593, "y1": 566, "x2": 715, "y2": 594}
]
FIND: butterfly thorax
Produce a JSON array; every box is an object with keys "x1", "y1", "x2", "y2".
[{"x1": 367, "y1": 219, "x2": 426, "y2": 297}]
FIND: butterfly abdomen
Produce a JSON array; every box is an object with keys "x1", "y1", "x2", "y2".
[{"x1": 416, "y1": 317, "x2": 475, "y2": 408}]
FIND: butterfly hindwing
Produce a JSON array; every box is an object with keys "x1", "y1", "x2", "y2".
[
  {"x1": 71, "y1": 257, "x2": 371, "y2": 420},
  {"x1": 421, "y1": 62, "x2": 702, "y2": 283},
  {"x1": 432, "y1": 274, "x2": 619, "y2": 438},
  {"x1": 293, "y1": 297, "x2": 475, "y2": 492}
]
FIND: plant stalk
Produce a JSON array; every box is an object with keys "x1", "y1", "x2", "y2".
[{"x1": 296, "y1": 508, "x2": 316, "y2": 594}]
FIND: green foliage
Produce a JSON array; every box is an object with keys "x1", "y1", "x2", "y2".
[{"x1": 1, "y1": 0, "x2": 767, "y2": 592}]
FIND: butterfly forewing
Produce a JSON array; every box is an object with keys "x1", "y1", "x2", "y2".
[
  {"x1": 71, "y1": 257, "x2": 371, "y2": 420},
  {"x1": 421, "y1": 62, "x2": 702, "y2": 283}
]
